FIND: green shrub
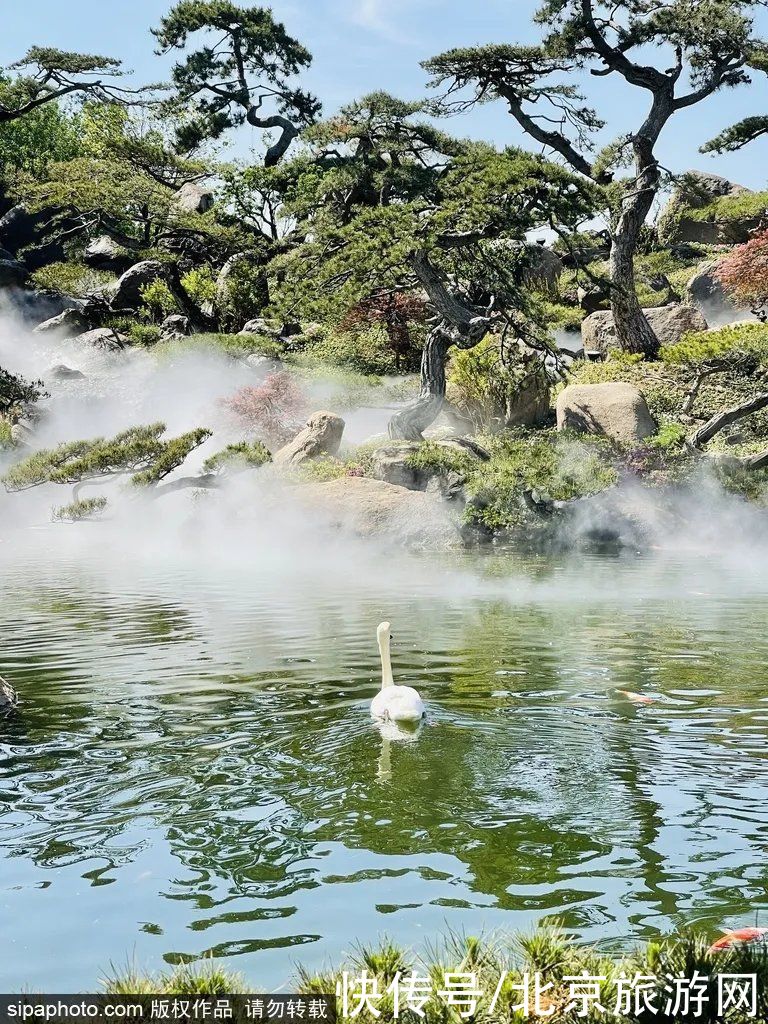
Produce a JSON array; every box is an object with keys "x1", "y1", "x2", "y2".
[
  {"x1": 203, "y1": 440, "x2": 272, "y2": 474},
  {"x1": 30, "y1": 262, "x2": 115, "y2": 298},
  {"x1": 128, "y1": 324, "x2": 163, "y2": 347},
  {"x1": 0, "y1": 421, "x2": 13, "y2": 450},
  {"x1": 448, "y1": 335, "x2": 550, "y2": 432},
  {"x1": 465, "y1": 429, "x2": 618, "y2": 532},
  {"x1": 536, "y1": 299, "x2": 585, "y2": 331},
  {"x1": 308, "y1": 325, "x2": 401, "y2": 376},
  {"x1": 687, "y1": 190, "x2": 768, "y2": 224},
  {"x1": 52, "y1": 496, "x2": 108, "y2": 522},
  {"x1": 296, "y1": 455, "x2": 348, "y2": 481},
  {"x1": 405, "y1": 439, "x2": 477, "y2": 476},
  {"x1": 140, "y1": 279, "x2": 178, "y2": 322},
  {"x1": 180, "y1": 266, "x2": 217, "y2": 308},
  {"x1": 159, "y1": 333, "x2": 285, "y2": 360},
  {"x1": 661, "y1": 321, "x2": 768, "y2": 367}
]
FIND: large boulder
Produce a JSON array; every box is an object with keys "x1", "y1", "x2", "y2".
[
  {"x1": 0, "y1": 205, "x2": 40, "y2": 254},
  {"x1": 557, "y1": 382, "x2": 656, "y2": 447},
  {"x1": 76, "y1": 327, "x2": 130, "y2": 351},
  {"x1": 658, "y1": 171, "x2": 760, "y2": 245},
  {"x1": 48, "y1": 364, "x2": 86, "y2": 380},
  {"x1": 34, "y1": 308, "x2": 90, "y2": 337},
  {"x1": 274, "y1": 411, "x2": 345, "y2": 466},
  {"x1": 84, "y1": 236, "x2": 136, "y2": 273},
  {"x1": 0, "y1": 259, "x2": 27, "y2": 288},
  {"x1": 581, "y1": 303, "x2": 708, "y2": 352},
  {"x1": 173, "y1": 182, "x2": 215, "y2": 215},
  {"x1": 296, "y1": 476, "x2": 462, "y2": 549},
  {"x1": 369, "y1": 438, "x2": 488, "y2": 492},
  {"x1": 239, "y1": 317, "x2": 281, "y2": 338},
  {"x1": 110, "y1": 260, "x2": 167, "y2": 310},
  {"x1": 685, "y1": 259, "x2": 739, "y2": 312}
]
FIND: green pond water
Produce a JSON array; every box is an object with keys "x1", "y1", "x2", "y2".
[{"x1": 1, "y1": 530, "x2": 768, "y2": 990}]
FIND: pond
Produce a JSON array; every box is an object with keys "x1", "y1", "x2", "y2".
[{"x1": 2, "y1": 525, "x2": 767, "y2": 991}]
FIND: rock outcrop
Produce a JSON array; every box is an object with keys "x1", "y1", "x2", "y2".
[
  {"x1": 658, "y1": 171, "x2": 760, "y2": 245},
  {"x1": 76, "y1": 327, "x2": 130, "y2": 351},
  {"x1": 582, "y1": 303, "x2": 708, "y2": 352},
  {"x1": 274, "y1": 411, "x2": 345, "y2": 465},
  {"x1": 173, "y1": 182, "x2": 215, "y2": 215},
  {"x1": 369, "y1": 438, "x2": 488, "y2": 493},
  {"x1": 0, "y1": 259, "x2": 28, "y2": 288},
  {"x1": 34, "y1": 308, "x2": 90, "y2": 336},
  {"x1": 556, "y1": 382, "x2": 656, "y2": 447},
  {"x1": 296, "y1": 476, "x2": 462, "y2": 549},
  {"x1": 84, "y1": 236, "x2": 136, "y2": 273},
  {"x1": 110, "y1": 260, "x2": 167, "y2": 310},
  {"x1": 685, "y1": 259, "x2": 736, "y2": 311}
]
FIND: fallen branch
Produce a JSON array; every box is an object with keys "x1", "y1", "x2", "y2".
[{"x1": 689, "y1": 392, "x2": 768, "y2": 450}]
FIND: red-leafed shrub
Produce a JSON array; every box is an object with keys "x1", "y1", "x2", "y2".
[
  {"x1": 341, "y1": 292, "x2": 428, "y2": 371},
  {"x1": 716, "y1": 230, "x2": 768, "y2": 320},
  {"x1": 222, "y1": 372, "x2": 307, "y2": 444}
]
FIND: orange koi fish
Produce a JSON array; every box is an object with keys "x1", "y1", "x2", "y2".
[
  {"x1": 709, "y1": 928, "x2": 768, "y2": 952},
  {"x1": 618, "y1": 690, "x2": 656, "y2": 705}
]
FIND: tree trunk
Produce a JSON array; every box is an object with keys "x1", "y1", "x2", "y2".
[
  {"x1": 387, "y1": 251, "x2": 491, "y2": 440},
  {"x1": 388, "y1": 327, "x2": 451, "y2": 440},
  {"x1": 609, "y1": 193, "x2": 660, "y2": 358}
]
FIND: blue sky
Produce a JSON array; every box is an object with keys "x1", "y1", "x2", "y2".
[{"x1": 3, "y1": 0, "x2": 767, "y2": 197}]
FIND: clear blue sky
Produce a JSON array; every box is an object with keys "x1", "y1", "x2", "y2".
[{"x1": 3, "y1": 0, "x2": 767, "y2": 196}]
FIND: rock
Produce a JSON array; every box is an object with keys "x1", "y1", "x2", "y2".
[
  {"x1": 10, "y1": 421, "x2": 33, "y2": 447},
  {"x1": 0, "y1": 205, "x2": 40, "y2": 253},
  {"x1": 0, "y1": 248, "x2": 13, "y2": 262},
  {"x1": 84, "y1": 235, "x2": 136, "y2": 273},
  {"x1": 369, "y1": 438, "x2": 487, "y2": 492},
  {"x1": 577, "y1": 285, "x2": 610, "y2": 314},
  {"x1": 0, "y1": 259, "x2": 27, "y2": 288},
  {"x1": 685, "y1": 259, "x2": 735, "y2": 310},
  {"x1": 556, "y1": 382, "x2": 656, "y2": 447},
  {"x1": 34, "y1": 308, "x2": 90, "y2": 336},
  {"x1": 48, "y1": 364, "x2": 86, "y2": 380},
  {"x1": 581, "y1": 303, "x2": 708, "y2": 352},
  {"x1": 173, "y1": 182, "x2": 215, "y2": 215},
  {"x1": 5, "y1": 290, "x2": 81, "y2": 326},
  {"x1": 489, "y1": 240, "x2": 562, "y2": 292},
  {"x1": 110, "y1": 260, "x2": 167, "y2": 310},
  {"x1": 506, "y1": 371, "x2": 551, "y2": 427},
  {"x1": 161, "y1": 314, "x2": 191, "y2": 339},
  {"x1": 274, "y1": 411, "x2": 345, "y2": 465},
  {"x1": 239, "y1": 317, "x2": 281, "y2": 337},
  {"x1": 659, "y1": 170, "x2": 759, "y2": 245},
  {"x1": 296, "y1": 476, "x2": 462, "y2": 549},
  {"x1": 76, "y1": 327, "x2": 130, "y2": 351},
  {"x1": 244, "y1": 353, "x2": 283, "y2": 375}
]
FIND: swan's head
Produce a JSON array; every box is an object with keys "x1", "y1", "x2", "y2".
[{"x1": 377, "y1": 621, "x2": 392, "y2": 648}]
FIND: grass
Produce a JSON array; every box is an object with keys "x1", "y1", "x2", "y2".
[{"x1": 102, "y1": 928, "x2": 768, "y2": 1020}]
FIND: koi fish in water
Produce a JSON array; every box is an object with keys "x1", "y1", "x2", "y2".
[
  {"x1": 709, "y1": 927, "x2": 768, "y2": 952},
  {"x1": 618, "y1": 690, "x2": 656, "y2": 705}
]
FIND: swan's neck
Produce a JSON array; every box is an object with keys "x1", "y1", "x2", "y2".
[{"x1": 378, "y1": 637, "x2": 395, "y2": 689}]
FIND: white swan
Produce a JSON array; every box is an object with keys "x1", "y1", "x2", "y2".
[{"x1": 370, "y1": 622, "x2": 425, "y2": 723}]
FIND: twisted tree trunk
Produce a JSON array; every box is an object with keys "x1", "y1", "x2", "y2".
[
  {"x1": 388, "y1": 252, "x2": 492, "y2": 440},
  {"x1": 388, "y1": 327, "x2": 452, "y2": 440}
]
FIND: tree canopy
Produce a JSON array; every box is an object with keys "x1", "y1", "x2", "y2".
[
  {"x1": 423, "y1": 0, "x2": 768, "y2": 356},
  {"x1": 153, "y1": 0, "x2": 320, "y2": 164},
  {"x1": 0, "y1": 46, "x2": 135, "y2": 124}
]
